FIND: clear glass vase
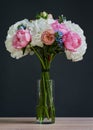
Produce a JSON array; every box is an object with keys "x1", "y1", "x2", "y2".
[{"x1": 36, "y1": 72, "x2": 55, "y2": 124}]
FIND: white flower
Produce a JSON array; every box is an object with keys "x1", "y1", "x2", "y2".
[
  {"x1": 64, "y1": 21, "x2": 87, "y2": 62},
  {"x1": 48, "y1": 14, "x2": 53, "y2": 19},
  {"x1": 5, "y1": 19, "x2": 33, "y2": 59},
  {"x1": 30, "y1": 18, "x2": 55, "y2": 47}
]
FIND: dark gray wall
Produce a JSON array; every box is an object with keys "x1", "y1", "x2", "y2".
[{"x1": 0, "y1": 0, "x2": 92, "y2": 117}]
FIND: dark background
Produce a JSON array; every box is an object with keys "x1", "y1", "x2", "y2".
[{"x1": 0, "y1": 0, "x2": 92, "y2": 117}]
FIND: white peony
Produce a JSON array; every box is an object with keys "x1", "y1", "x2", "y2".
[
  {"x1": 5, "y1": 19, "x2": 33, "y2": 59},
  {"x1": 30, "y1": 18, "x2": 55, "y2": 47},
  {"x1": 64, "y1": 21, "x2": 87, "y2": 62}
]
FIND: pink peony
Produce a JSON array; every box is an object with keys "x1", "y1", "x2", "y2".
[
  {"x1": 12, "y1": 29, "x2": 32, "y2": 49},
  {"x1": 51, "y1": 20, "x2": 69, "y2": 34},
  {"x1": 63, "y1": 31, "x2": 82, "y2": 52},
  {"x1": 41, "y1": 29, "x2": 55, "y2": 45}
]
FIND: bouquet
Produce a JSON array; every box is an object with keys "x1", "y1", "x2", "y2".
[{"x1": 5, "y1": 11, "x2": 87, "y2": 123}]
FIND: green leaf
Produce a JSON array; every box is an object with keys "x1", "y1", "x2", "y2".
[{"x1": 58, "y1": 15, "x2": 66, "y2": 23}]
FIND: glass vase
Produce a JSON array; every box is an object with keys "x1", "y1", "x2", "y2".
[{"x1": 36, "y1": 71, "x2": 55, "y2": 124}]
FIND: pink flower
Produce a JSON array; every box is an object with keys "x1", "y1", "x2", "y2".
[
  {"x1": 12, "y1": 29, "x2": 32, "y2": 49},
  {"x1": 41, "y1": 29, "x2": 55, "y2": 45},
  {"x1": 63, "y1": 31, "x2": 82, "y2": 51},
  {"x1": 51, "y1": 20, "x2": 69, "y2": 34}
]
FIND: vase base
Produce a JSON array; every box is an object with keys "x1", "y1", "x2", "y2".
[{"x1": 36, "y1": 118, "x2": 55, "y2": 124}]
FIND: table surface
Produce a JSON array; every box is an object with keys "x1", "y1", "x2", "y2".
[{"x1": 0, "y1": 117, "x2": 93, "y2": 130}]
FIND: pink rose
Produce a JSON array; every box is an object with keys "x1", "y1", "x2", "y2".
[
  {"x1": 51, "y1": 20, "x2": 69, "y2": 34},
  {"x1": 12, "y1": 29, "x2": 32, "y2": 49},
  {"x1": 41, "y1": 29, "x2": 55, "y2": 45},
  {"x1": 63, "y1": 31, "x2": 81, "y2": 51}
]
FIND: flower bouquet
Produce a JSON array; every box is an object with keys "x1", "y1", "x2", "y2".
[{"x1": 5, "y1": 11, "x2": 87, "y2": 124}]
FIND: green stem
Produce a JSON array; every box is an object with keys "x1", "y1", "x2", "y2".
[
  {"x1": 32, "y1": 46, "x2": 55, "y2": 123},
  {"x1": 36, "y1": 65, "x2": 55, "y2": 123},
  {"x1": 31, "y1": 46, "x2": 46, "y2": 69}
]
